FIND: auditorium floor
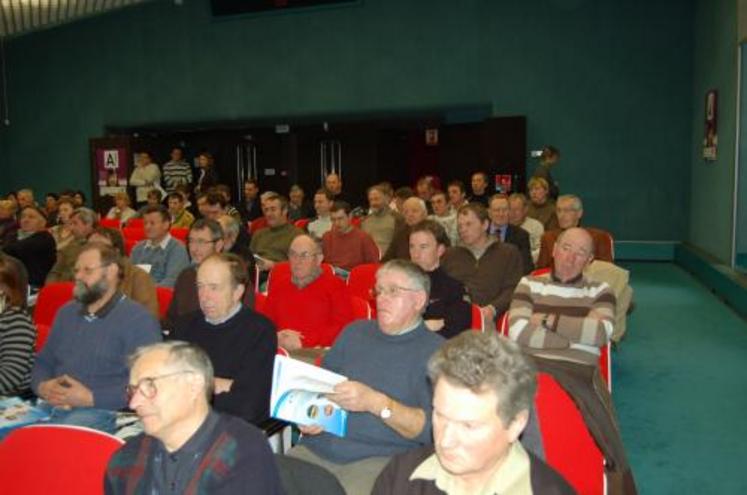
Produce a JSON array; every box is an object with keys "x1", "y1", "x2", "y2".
[{"x1": 615, "y1": 262, "x2": 747, "y2": 494}]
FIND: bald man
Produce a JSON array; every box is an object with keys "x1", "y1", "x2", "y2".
[{"x1": 381, "y1": 197, "x2": 428, "y2": 262}]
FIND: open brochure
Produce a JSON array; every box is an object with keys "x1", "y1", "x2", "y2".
[
  {"x1": 270, "y1": 355, "x2": 348, "y2": 437},
  {"x1": 0, "y1": 397, "x2": 50, "y2": 435}
]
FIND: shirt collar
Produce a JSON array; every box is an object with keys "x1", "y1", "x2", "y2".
[
  {"x1": 292, "y1": 267, "x2": 322, "y2": 289},
  {"x1": 156, "y1": 409, "x2": 218, "y2": 456},
  {"x1": 79, "y1": 291, "x2": 125, "y2": 320},
  {"x1": 205, "y1": 303, "x2": 242, "y2": 326},
  {"x1": 410, "y1": 442, "x2": 532, "y2": 495},
  {"x1": 550, "y1": 271, "x2": 585, "y2": 286},
  {"x1": 147, "y1": 233, "x2": 172, "y2": 250}
]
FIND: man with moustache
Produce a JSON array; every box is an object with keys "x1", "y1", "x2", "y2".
[{"x1": 31, "y1": 243, "x2": 161, "y2": 433}]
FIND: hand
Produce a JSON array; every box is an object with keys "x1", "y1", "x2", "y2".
[
  {"x1": 277, "y1": 330, "x2": 304, "y2": 351},
  {"x1": 298, "y1": 424, "x2": 325, "y2": 436},
  {"x1": 424, "y1": 319, "x2": 445, "y2": 332},
  {"x1": 56, "y1": 374, "x2": 94, "y2": 408},
  {"x1": 257, "y1": 258, "x2": 275, "y2": 271},
  {"x1": 37, "y1": 377, "x2": 70, "y2": 407},
  {"x1": 214, "y1": 377, "x2": 234, "y2": 394},
  {"x1": 480, "y1": 305, "x2": 496, "y2": 321},
  {"x1": 587, "y1": 309, "x2": 603, "y2": 321},
  {"x1": 327, "y1": 380, "x2": 381, "y2": 414}
]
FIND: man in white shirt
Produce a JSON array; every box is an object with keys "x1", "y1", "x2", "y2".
[{"x1": 508, "y1": 193, "x2": 544, "y2": 264}]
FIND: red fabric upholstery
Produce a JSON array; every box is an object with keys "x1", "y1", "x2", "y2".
[
  {"x1": 99, "y1": 218, "x2": 121, "y2": 229},
  {"x1": 349, "y1": 295, "x2": 371, "y2": 320},
  {"x1": 32, "y1": 282, "x2": 74, "y2": 352},
  {"x1": 350, "y1": 217, "x2": 362, "y2": 227},
  {"x1": 346, "y1": 263, "x2": 379, "y2": 316},
  {"x1": 124, "y1": 237, "x2": 138, "y2": 256},
  {"x1": 294, "y1": 218, "x2": 310, "y2": 230},
  {"x1": 496, "y1": 311, "x2": 509, "y2": 336},
  {"x1": 122, "y1": 227, "x2": 145, "y2": 242},
  {"x1": 535, "y1": 373, "x2": 605, "y2": 495},
  {"x1": 249, "y1": 216, "x2": 268, "y2": 234},
  {"x1": 125, "y1": 218, "x2": 144, "y2": 229},
  {"x1": 0, "y1": 424, "x2": 123, "y2": 495},
  {"x1": 155, "y1": 286, "x2": 174, "y2": 320},
  {"x1": 254, "y1": 292, "x2": 270, "y2": 318},
  {"x1": 531, "y1": 267, "x2": 552, "y2": 277},
  {"x1": 169, "y1": 227, "x2": 189, "y2": 243},
  {"x1": 470, "y1": 304, "x2": 484, "y2": 332}
]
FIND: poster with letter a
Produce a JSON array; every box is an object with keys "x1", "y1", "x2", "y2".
[{"x1": 96, "y1": 148, "x2": 127, "y2": 196}]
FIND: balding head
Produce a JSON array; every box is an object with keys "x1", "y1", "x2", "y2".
[
  {"x1": 325, "y1": 173, "x2": 342, "y2": 195},
  {"x1": 402, "y1": 197, "x2": 428, "y2": 226},
  {"x1": 552, "y1": 227, "x2": 594, "y2": 282},
  {"x1": 288, "y1": 234, "x2": 323, "y2": 283}
]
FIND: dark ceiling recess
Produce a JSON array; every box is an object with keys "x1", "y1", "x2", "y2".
[{"x1": 211, "y1": 0, "x2": 358, "y2": 17}]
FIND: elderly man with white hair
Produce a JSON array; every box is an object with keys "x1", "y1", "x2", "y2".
[{"x1": 381, "y1": 197, "x2": 428, "y2": 261}]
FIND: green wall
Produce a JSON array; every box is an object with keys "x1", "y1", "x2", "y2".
[
  {"x1": 690, "y1": 0, "x2": 738, "y2": 264},
  {"x1": 0, "y1": 0, "x2": 694, "y2": 241}
]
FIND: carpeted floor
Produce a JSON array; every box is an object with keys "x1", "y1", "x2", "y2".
[{"x1": 614, "y1": 262, "x2": 747, "y2": 494}]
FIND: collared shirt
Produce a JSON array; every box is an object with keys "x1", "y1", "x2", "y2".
[
  {"x1": 465, "y1": 236, "x2": 497, "y2": 261},
  {"x1": 393, "y1": 318, "x2": 423, "y2": 336},
  {"x1": 205, "y1": 303, "x2": 243, "y2": 326},
  {"x1": 490, "y1": 223, "x2": 508, "y2": 242},
  {"x1": 79, "y1": 292, "x2": 125, "y2": 322},
  {"x1": 147, "y1": 233, "x2": 172, "y2": 250},
  {"x1": 410, "y1": 441, "x2": 533, "y2": 495},
  {"x1": 151, "y1": 410, "x2": 219, "y2": 494}
]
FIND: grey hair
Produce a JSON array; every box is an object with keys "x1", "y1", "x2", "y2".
[
  {"x1": 72, "y1": 207, "x2": 98, "y2": 226},
  {"x1": 128, "y1": 341, "x2": 215, "y2": 400},
  {"x1": 377, "y1": 259, "x2": 431, "y2": 304},
  {"x1": 427, "y1": 332, "x2": 536, "y2": 425},
  {"x1": 558, "y1": 194, "x2": 583, "y2": 212},
  {"x1": 190, "y1": 218, "x2": 224, "y2": 242},
  {"x1": 217, "y1": 214, "x2": 240, "y2": 239}
]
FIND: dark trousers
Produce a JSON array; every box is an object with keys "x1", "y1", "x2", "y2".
[{"x1": 531, "y1": 356, "x2": 638, "y2": 495}]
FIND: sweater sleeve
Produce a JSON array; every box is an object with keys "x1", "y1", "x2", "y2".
[
  {"x1": 553, "y1": 284, "x2": 615, "y2": 346},
  {"x1": 507, "y1": 278, "x2": 570, "y2": 349},
  {"x1": 159, "y1": 241, "x2": 190, "y2": 288},
  {"x1": 487, "y1": 246, "x2": 523, "y2": 316},
  {"x1": 0, "y1": 311, "x2": 35, "y2": 394}
]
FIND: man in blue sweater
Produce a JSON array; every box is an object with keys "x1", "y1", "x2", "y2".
[
  {"x1": 31, "y1": 243, "x2": 161, "y2": 433},
  {"x1": 130, "y1": 205, "x2": 190, "y2": 287},
  {"x1": 288, "y1": 259, "x2": 444, "y2": 494}
]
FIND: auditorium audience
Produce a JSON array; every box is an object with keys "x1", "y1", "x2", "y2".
[
  {"x1": 72, "y1": 191, "x2": 87, "y2": 208},
  {"x1": 308, "y1": 188, "x2": 334, "y2": 240},
  {"x1": 46, "y1": 207, "x2": 98, "y2": 283},
  {"x1": 288, "y1": 260, "x2": 443, "y2": 494},
  {"x1": 31, "y1": 243, "x2": 161, "y2": 433},
  {"x1": 87, "y1": 227, "x2": 159, "y2": 319},
  {"x1": 250, "y1": 194, "x2": 303, "y2": 270},
  {"x1": 0, "y1": 255, "x2": 35, "y2": 396},
  {"x1": 362, "y1": 184, "x2": 402, "y2": 255},
  {"x1": 3, "y1": 206, "x2": 56, "y2": 288},
  {"x1": 171, "y1": 253, "x2": 276, "y2": 425},
  {"x1": 238, "y1": 178, "x2": 263, "y2": 221},
  {"x1": 198, "y1": 190, "x2": 228, "y2": 220},
  {"x1": 536, "y1": 194, "x2": 614, "y2": 269},
  {"x1": 288, "y1": 184, "x2": 314, "y2": 222},
  {"x1": 16, "y1": 188, "x2": 35, "y2": 209},
  {"x1": 508, "y1": 192, "x2": 544, "y2": 264},
  {"x1": 527, "y1": 177, "x2": 558, "y2": 231},
  {"x1": 428, "y1": 190, "x2": 458, "y2": 247},
  {"x1": 415, "y1": 176, "x2": 436, "y2": 207},
  {"x1": 441, "y1": 203, "x2": 522, "y2": 325},
  {"x1": 130, "y1": 206, "x2": 190, "y2": 287},
  {"x1": 161, "y1": 146, "x2": 193, "y2": 193},
  {"x1": 167, "y1": 192, "x2": 194, "y2": 229},
  {"x1": 106, "y1": 341, "x2": 284, "y2": 494},
  {"x1": 372, "y1": 332, "x2": 574, "y2": 495},
  {"x1": 447, "y1": 180, "x2": 469, "y2": 210},
  {"x1": 44, "y1": 192, "x2": 59, "y2": 225},
  {"x1": 322, "y1": 201, "x2": 380, "y2": 271},
  {"x1": 194, "y1": 151, "x2": 219, "y2": 194},
  {"x1": 392, "y1": 186, "x2": 415, "y2": 213},
  {"x1": 325, "y1": 172, "x2": 354, "y2": 206},
  {"x1": 382, "y1": 197, "x2": 428, "y2": 262},
  {"x1": 129, "y1": 151, "x2": 162, "y2": 207},
  {"x1": 469, "y1": 172, "x2": 490, "y2": 206},
  {"x1": 409, "y1": 220, "x2": 471, "y2": 339},
  {"x1": 488, "y1": 194, "x2": 533, "y2": 275},
  {"x1": 105, "y1": 191, "x2": 136, "y2": 226},
  {"x1": 508, "y1": 227, "x2": 636, "y2": 494},
  {"x1": 214, "y1": 184, "x2": 242, "y2": 221}
]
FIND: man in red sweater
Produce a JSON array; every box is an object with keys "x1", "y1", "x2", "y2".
[
  {"x1": 322, "y1": 201, "x2": 380, "y2": 272},
  {"x1": 265, "y1": 234, "x2": 353, "y2": 351}
]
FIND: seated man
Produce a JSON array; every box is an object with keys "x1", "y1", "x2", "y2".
[
  {"x1": 508, "y1": 193, "x2": 544, "y2": 264},
  {"x1": 307, "y1": 188, "x2": 335, "y2": 240},
  {"x1": 373, "y1": 332, "x2": 573, "y2": 494},
  {"x1": 489, "y1": 193, "x2": 533, "y2": 275},
  {"x1": 46, "y1": 207, "x2": 97, "y2": 283},
  {"x1": 442, "y1": 204, "x2": 523, "y2": 324},
  {"x1": 3, "y1": 206, "x2": 56, "y2": 288},
  {"x1": 238, "y1": 179, "x2": 263, "y2": 222},
  {"x1": 322, "y1": 201, "x2": 380, "y2": 271},
  {"x1": 197, "y1": 190, "x2": 228, "y2": 220},
  {"x1": 508, "y1": 228, "x2": 636, "y2": 494},
  {"x1": 382, "y1": 197, "x2": 428, "y2": 261},
  {"x1": 105, "y1": 341, "x2": 284, "y2": 494},
  {"x1": 130, "y1": 205, "x2": 190, "y2": 287},
  {"x1": 288, "y1": 260, "x2": 444, "y2": 495},
  {"x1": 446, "y1": 180, "x2": 469, "y2": 211},
  {"x1": 428, "y1": 190, "x2": 458, "y2": 246},
  {"x1": 409, "y1": 220, "x2": 471, "y2": 339},
  {"x1": 265, "y1": 235, "x2": 353, "y2": 351},
  {"x1": 362, "y1": 184, "x2": 403, "y2": 255},
  {"x1": 217, "y1": 213, "x2": 253, "y2": 266},
  {"x1": 167, "y1": 191, "x2": 195, "y2": 229},
  {"x1": 469, "y1": 172, "x2": 490, "y2": 206},
  {"x1": 526, "y1": 177, "x2": 558, "y2": 231},
  {"x1": 165, "y1": 219, "x2": 254, "y2": 330},
  {"x1": 535, "y1": 194, "x2": 614, "y2": 269},
  {"x1": 31, "y1": 243, "x2": 161, "y2": 433},
  {"x1": 288, "y1": 184, "x2": 314, "y2": 222},
  {"x1": 171, "y1": 253, "x2": 276, "y2": 426},
  {"x1": 249, "y1": 194, "x2": 304, "y2": 270}
]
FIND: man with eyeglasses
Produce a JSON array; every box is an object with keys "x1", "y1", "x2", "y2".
[
  {"x1": 31, "y1": 243, "x2": 161, "y2": 434},
  {"x1": 507, "y1": 228, "x2": 636, "y2": 494},
  {"x1": 264, "y1": 234, "x2": 352, "y2": 353},
  {"x1": 287, "y1": 259, "x2": 444, "y2": 495},
  {"x1": 105, "y1": 341, "x2": 284, "y2": 494},
  {"x1": 164, "y1": 219, "x2": 254, "y2": 332},
  {"x1": 171, "y1": 253, "x2": 276, "y2": 426},
  {"x1": 535, "y1": 194, "x2": 614, "y2": 269}
]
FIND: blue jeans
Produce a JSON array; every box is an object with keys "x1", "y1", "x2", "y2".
[{"x1": 37, "y1": 402, "x2": 117, "y2": 434}]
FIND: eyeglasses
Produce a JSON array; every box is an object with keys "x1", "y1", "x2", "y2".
[
  {"x1": 125, "y1": 370, "x2": 194, "y2": 400},
  {"x1": 188, "y1": 238, "x2": 218, "y2": 246},
  {"x1": 288, "y1": 251, "x2": 320, "y2": 260},
  {"x1": 73, "y1": 263, "x2": 111, "y2": 276},
  {"x1": 372, "y1": 285, "x2": 420, "y2": 298},
  {"x1": 557, "y1": 242, "x2": 591, "y2": 259}
]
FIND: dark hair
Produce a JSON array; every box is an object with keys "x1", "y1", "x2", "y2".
[
  {"x1": 394, "y1": 187, "x2": 414, "y2": 200},
  {"x1": 45, "y1": 192, "x2": 59, "y2": 201},
  {"x1": 147, "y1": 189, "x2": 163, "y2": 201},
  {"x1": 89, "y1": 226, "x2": 125, "y2": 255},
  {"x1": 330, "y1": 201, "x2": 352, "y2": 215},
  {"x1": 205, "y1": 191, "x2": 227, "y2": 208},
  {"x1": 244, "y1": 178, "x2": 259, "y2": 188},
  {"x1": 20, "y1": 205, "x2": 48, "y2": 224},
  {"x1": 74, "y1": 190, "x2": 87, "y2": 202},
  {"x1": 79, "y1": 242, "x2": 125, "y2": 282},
  {"x1": 142, "y1": 205, "x2": 170, "y2": 223},
  {"x1": 472, "y1": 171, "x2": 489, "y2": 183},
  {"x1": 167, "y1": 192, "x2": 185, "y2": 203},
  {"x1": 0, "y1": 255, "x2": 27, "y2": 308},
  {"x1": 448, "y1": 180, "x2": 466, "y2": 193},
  {"x1": 190, "y1": 218, "x2": 224, "y2": 242},
  {"x1": 410, "y1": 219, "x2": 451, "y2": 247},
  {"x1": 214, "y1": 184, "x2": 231, "y2": 200},
  {"x1": 458, "y1": 202, "x2": 489, "y2": 224},
  {"x1": 314, "y1": 188, "x2": 335, "y2": 202}
]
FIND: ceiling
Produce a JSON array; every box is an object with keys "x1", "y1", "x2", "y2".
[{"x1": 0, "y1": 0, "x2": 153, "y2": 38}]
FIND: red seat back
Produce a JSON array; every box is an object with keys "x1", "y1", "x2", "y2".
[
  {"x1": 0, "y1": 424, "x2": 123, "y2": 495},
  {"x1": 125, "y1": 218, "x2": 144, "y2": 229},
  {"x1": 169, "y1": 227, "x2": 189, "y2": 243},
  {"x1": 122, "y1": 227, "x2": 145, "y2": 242},
  {"x1": 294, "y1": 218, "x2": 310, "y2": 230},
  {"x1": 347, "y1": 263, "x2": 379, "y2": 315},
  {"x1": 124, "y1": 238, "x2": 139, "y2": 256},
  {"x1": 155, "y1": 287, "x2": 174, "y2": 320},
  {"x1": 249, "y1": 216, "x2": 268, "y2": 234},
  {"x1": 535, "y1": 373, "x2": 605, "y2": 495},
  {"x1": 254, "y1": 292, "x2": 271, "y2": 318},
  {"x1": 349, "y1": 295, "x2": 371, "y2": 321},
  {"x1": 32, "y1": 282, "x2": 75, "y2": 352},
  {"x1": 496, "y1": 311, "x2": 509, "y2": 336},
  {"x1": 470, "y1": 304, "x2": 484, "y2": 332},
  {"x1": 99, "y1": 218, "x2": 121, "y2": 229}
]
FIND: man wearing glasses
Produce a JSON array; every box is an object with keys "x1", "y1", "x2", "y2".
[
  {"x1": 31, "y1": 243, "x2": 161, "y2": 433},
  {"x1": 164, "y1": 219, "x2": 254, "y2": 330},
  {"x1": 105, "y1": 341, "x2": 284, "y2": 494},
  {"x1": 287, "y1": 259, "x2": 444, "y2": 495},
  {"x1": 507, "y1": 227, "x2": 636, "y2": 494}
]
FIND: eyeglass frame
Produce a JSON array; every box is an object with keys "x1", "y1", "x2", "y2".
[
  {"x1": 371, "y1": 284, "x2": 421, "y2": 299},
  {"x1": 72, "y1": 263, "x2": 112, "y2": 276},
  {"x1": 125, "y1": 370, "x2": 195, "y2": 401}
]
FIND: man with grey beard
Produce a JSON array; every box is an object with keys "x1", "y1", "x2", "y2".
[{"x1": 31, "y1": 242, "x2": 161, "y2": 434}]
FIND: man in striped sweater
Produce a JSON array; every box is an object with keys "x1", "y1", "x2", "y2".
[{"x1": 507, "y1": 227, "x2": 636, "y2": 495}]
